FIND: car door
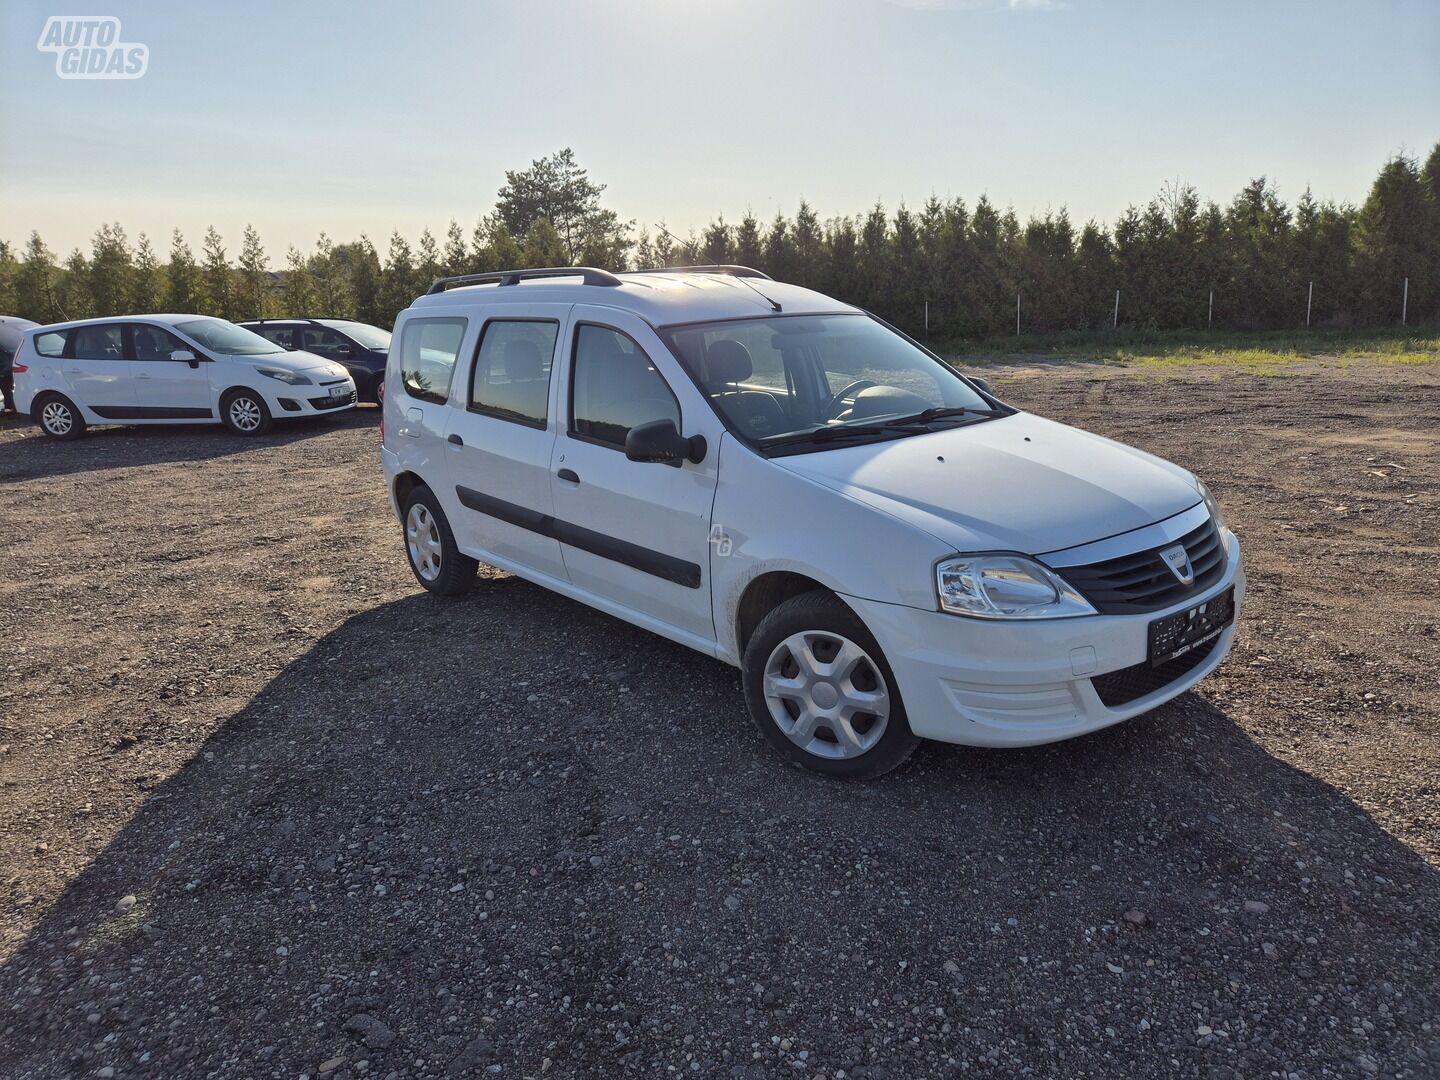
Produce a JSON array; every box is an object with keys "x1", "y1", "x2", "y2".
[
  {"x1": 65, "y1": 323, "x2": 137, "y2": 417},
  {"x1": 442, "y1": 305, "x2": 571, "y2": 583},
  {"x1": 126, "y1": 323, "x2": 214, "y2": 417},
  {"x1": 549, "y1": 307, "x2": 723, "y2": 644}
]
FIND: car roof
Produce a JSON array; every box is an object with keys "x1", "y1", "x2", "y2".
[
  {"x1": 21, "y1": 313, "x2": 217, "y2": 333},
  {"x1": 407, "y1": 270, "x2": 859, "y2": 328}
]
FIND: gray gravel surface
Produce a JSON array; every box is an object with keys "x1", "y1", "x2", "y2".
[{"x1": 1, "y1": 362, "x2": 1437, "y2": 1080}]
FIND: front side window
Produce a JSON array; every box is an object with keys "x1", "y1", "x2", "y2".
[
  {"x1": 72, "y1": 324, "x2": 125, "y2": 360},
  {"x1": 175, "y1": 319, "x2": 285, "y2": 356},
  {"x1": 252, "y1": 325, "x2": 296, "y2": 349},
  {"x1": 661, "y1": 314, "x2": 998, "y2": 453},
  {"x1": 469, "y1": 320, "x2": 559, "y2": 426},
  {"x1": 300, "y1": 326, "x2": 351, "y2": 358},
  {"x1": 570, "y1": 324, "x2": 680, "y2": 449},
  {"x1": 129, "y1": 324, "x2": 190, "y2": 361},
  {"x1": 335, "y1": 322, "x2": 392, "y2": 351},
  {"x1": 34, "y1": 331, "x2": 67, "y2": 358},
  {"x1": 397, "y1": 317, "x2": 466, "y2": 405}
]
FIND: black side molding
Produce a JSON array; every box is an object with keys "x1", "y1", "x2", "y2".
[
  {"x1": 455, "y1": 486, "x2": 701, "y2": 589},
  {"x1": 89, "y1": 405, "x2": 214, "y2": 420}
]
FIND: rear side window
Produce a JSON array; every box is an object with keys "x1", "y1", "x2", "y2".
[
  {"x1": 469, "y1": 320, "x2": 559, "y2": 427},
  {"x1": 300, "y1": 326, "x2": 350, "y2": 358},
  {"x1": 570, "y1": 324, "x2": 680, "y2": 448},
  {"x1": 34, "y1": 331, "x2": 67, "y2": 358},
  {"x1": 254, "y1": 325, "x2": 295, "y2": 349},
  {"x1": 397, "y1": 317, "x2": 466, "y2": 405},
  {"x1": 72, "y1": 324, "x2": 125, "y2": 360}
]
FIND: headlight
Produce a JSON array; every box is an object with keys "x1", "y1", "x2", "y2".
[
  {"x1": 936, "y1": 555, "x2": 1096, "y2": 619},
  {"x1": 1196, "y1": 479, "x2": 1227, "y2": 534},
  {"x1": 255, "y1": 366, "x2": 312, "y2": 386}
]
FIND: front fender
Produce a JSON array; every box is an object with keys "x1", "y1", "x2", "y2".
[{"x1": 709, "y1": 433, "x2": 949, "y2": 663}]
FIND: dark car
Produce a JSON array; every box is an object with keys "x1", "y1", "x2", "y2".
[{"x1": 238, "y1": 318, "x2": 390, "y2": 402}]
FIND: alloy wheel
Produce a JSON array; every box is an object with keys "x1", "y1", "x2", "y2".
[
  {"x1": 41, "y1": 400, "x2": 73, "y2": 435},
  {"x1": 762, "y1": 630, "x2": 891, "y2": 760},
  {"x1": 229, "y1": 396, "x2": 262, "y2": 432}
]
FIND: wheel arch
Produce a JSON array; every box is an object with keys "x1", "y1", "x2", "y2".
[{"x1": 735, "y1": 571, "x2": 834, "y2": 657}]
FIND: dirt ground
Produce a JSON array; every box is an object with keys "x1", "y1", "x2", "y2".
[{"x1": 1, "y1": 358, "x2": 1437, "y2": 1080}]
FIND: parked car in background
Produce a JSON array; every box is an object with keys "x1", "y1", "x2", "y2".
[
  {"x1": 380, "y1": 265, "x2": 1244, "y2": 778},
  {"x1": 11, "y1": 314, "x2": 357, "y2": 439},
  {"x1": 0, "y1": 316, "x2": 41, "y2": 414},
  {"x1": 239, "y1": 318, "x2": 390, "y2": 402}
]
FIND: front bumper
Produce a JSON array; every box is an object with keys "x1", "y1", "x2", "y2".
[{"x1": 843, "y1": 534, "x2": 1245, "y2": 748}]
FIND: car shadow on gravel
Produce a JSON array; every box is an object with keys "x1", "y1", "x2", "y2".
[
  {"x1": 3, "y1": 579, "x2": 1438, "y2": 1079},
  {"x1": 0, "y1": 408, "x2": 378, "y2": 484}
]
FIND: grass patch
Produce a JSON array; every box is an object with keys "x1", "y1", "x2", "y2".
[{"x1": 937, "y1": 324, "x2": 1440, "y2": 369}]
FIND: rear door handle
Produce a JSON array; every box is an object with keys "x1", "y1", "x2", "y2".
[
  {"x1": 556, "y1": 468, "x2": 580, "y2": 484},
  {"x1": 447, "y1": 433, "x2": 463, "y2": 446}
]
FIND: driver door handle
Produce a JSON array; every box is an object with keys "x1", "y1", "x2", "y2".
[{"x1": 556, "y1": 468, "x2": 580, "y2": 484}]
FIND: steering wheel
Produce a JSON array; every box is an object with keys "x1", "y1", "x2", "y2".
[{"x1": 824, "y1": 379, "x2": 878, "y2": 420}]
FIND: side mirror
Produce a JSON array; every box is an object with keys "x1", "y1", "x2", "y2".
[
  {"x1": 625, "y1": 419, "x2": 706, "y2": 465},
  {"x1": 969, "y1": 375, "x2": 994, "y2": 396},
  {"x1": 171, "y1": 349, "x2": 200, "y2": 368}
]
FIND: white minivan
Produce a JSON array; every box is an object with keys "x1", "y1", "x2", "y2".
[
  {"x1": 381, "y1": 266, "x2": 1244, "y2": 777},
  {"x1": 12, "y1": 314, "x2": 357, "y2": 438}
]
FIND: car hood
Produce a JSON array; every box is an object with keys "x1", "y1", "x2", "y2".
[
  {"x1": 772, "y1": 412, "x2": 1202, "y2": 555},
  {"x1": 239, "y1": 351, "x2": 351, "y2": 379}
]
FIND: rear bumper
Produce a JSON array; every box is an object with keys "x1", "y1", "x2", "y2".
[{"x1": 843, "y1": 533, "x2": 1245, "y2": 748}]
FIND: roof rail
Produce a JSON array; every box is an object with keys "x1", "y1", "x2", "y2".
[
  {"x1": 630, "y1": 264, "x2": 772, "y2": 281},
  {"x1": 426, "y1": 267, "x2": 623, "y2": 295}
]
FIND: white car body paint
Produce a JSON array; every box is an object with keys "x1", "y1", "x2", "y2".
[{"x1": 382, "y1": 270, "x2": 1244, "y2": 751}]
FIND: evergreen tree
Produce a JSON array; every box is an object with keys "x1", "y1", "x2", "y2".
[
  {"x1": 89, "y1": 223, "x2": 134, "y2": 316},
  {"x1": 702, "y1": 217, "x2": 733, "y2": 265},
  {"x1": 166, "y1": 230, "x2": 203, "y2": 313},
  {"x1": 1355, "y1": 154, "x2": 1430, "y2": 322},
  {"x1": 311, "y1": 233, "x2": 354, "y2": 317},
  {"x1": 0, "y1": 240, "x2": 17, "y2": 314},
  {"x1": 201, "y1": 226, "x2": 234, "y2": 319},
  {"x1": 131, "y1": 233, "x2": 164, "y2": 312},
  {"x1": 416, "y1": 227, "x2": 442, "y2": 287},
  {"x1": 520, "y1": 218, "x2": 569, "y2": 268},
  {"x1": 379, "y1": 232, "x2": 420, "y2": 325},
  {"x1": 442, "y1": 219, "x2": 468, "y2": 276},
  {"x1": 15, "y1": 233, "x2": 63, "y2": 323},
  {"x1": 283, "y1": 246, "x2": 316, "y2": 316},
  {"x1": 343, "y1": 236, "x2": 383, "y2": 325},
  {"x1": 733, "y1": 212, "x2": 764, "y2": 269},
  {"x1": 236, "y1": 225, "x2": 272, "y2": 319},
  {"x1": 59, "y1": 250, "x2": 94, "y2": 321},
  {"x1": 495, "y1": 148, "x2": 630, "y2": 263}
]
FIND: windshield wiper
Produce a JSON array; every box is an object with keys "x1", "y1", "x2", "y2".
[
  {"x1": 762, "y1": 423, "x2": 924, "y2": 449},
  {"x1": 883, "y1": 406, "x2": 1003, "y2": 426}
]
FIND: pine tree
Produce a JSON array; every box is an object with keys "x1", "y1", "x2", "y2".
[
  {"x1": 201, "y1": 226, "x2": 233, "y2": 319},
  {"x1": 15, "y1": 233, "x2": 63, "y2": 323},
  {"x1": 89, "y1": 223, "x2": 134, "y2": 316},
  {"x1": 379, "y1": 232, "x2": 419, "y2": 326},
  {"x1": 59, "y1": 250, "x2": 94, "y2": 321},
  {"x1": 442, "y1": 220, "x2": 468, "y2": 276},
  {"x1": 236, "y1": 225, "x2": 272, "y2": 319},
  {"x1": 167, "y1": 229, "x2": 204, "y2": 313},
  {"x1": 0, "y1": 240, "x2": 17, "y2": 314},
  {"x1": 284, "y1": 246, "x2": 316, "y2": 316},
  {"x1": 416, "y1": 228, "x2": 442, "y2": 288},
  {"x1": 520, "y1": 218, "x2": 569, "y2": 268},
  {"x1": 131, "y1": 233, "x2": 164, "y2": 312},
  {"x1": 734, "y1": 213, "x2": 764, "y2": 270},
  {"x1": 311, "y1": 233, "x2": 354, "y2": 318}
]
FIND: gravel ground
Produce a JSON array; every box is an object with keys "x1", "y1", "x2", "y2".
[{"x1": 1, "y1": 359, "x2": 1437, "y2": 1080}]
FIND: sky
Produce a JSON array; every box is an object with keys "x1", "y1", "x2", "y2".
[{"x1": 2, "y1": 0, "x2": 1437, "y2": 260}]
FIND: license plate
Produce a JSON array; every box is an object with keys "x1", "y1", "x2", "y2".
[
  {"x1": 329, "y1": 385, "x2": 348, "y2": 399},
  {"x1": 1147, "y1": 587, "x2": 1235, "y2": 666}
]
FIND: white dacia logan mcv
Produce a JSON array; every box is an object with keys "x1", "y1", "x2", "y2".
[{"x1": 381, "y1": 266, "x2": 1244, "y2": 777}]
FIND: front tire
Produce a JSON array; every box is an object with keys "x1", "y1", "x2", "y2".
[
  {"x1": 402, "y1": 485, "x2": 476, "y2": 596},
  {"x1": 34, "y1": 393, "x2": 87, "y2": 440},
  {"x1": 221, "y1": 388, "x2": 272, "y2": 435},
  {"x1": 742, "y1": 590, "x2": 918, "y2": 778}
]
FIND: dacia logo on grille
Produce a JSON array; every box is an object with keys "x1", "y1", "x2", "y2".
[{"x1": 1159, "y1": 542, "x2": 1194, "y2": 585}]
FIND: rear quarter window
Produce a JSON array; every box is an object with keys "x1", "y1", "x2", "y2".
[
  {"x1": 397, "y1": 317, "x2": 467, "y2": 405},
  {"x1": 34, "y1": 330, "x2": 68, "y2": 358}
]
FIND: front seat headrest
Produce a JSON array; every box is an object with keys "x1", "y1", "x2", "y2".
[{"x1": 707, "y1": 339, "x2": 752, "y2": 385}]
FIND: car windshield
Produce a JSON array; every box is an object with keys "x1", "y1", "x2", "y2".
[
  {"x1": 176, "y1": 318, "x2": 285, "y2": 356},
  {"x1": 335, "y1": 322, "x2": 392, "y2": 350},
  {"x1": 661, "y1": 313, "x2": 1000, "y2": 452}
]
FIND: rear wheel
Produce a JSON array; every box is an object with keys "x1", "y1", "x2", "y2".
[
  {"x1": 402, "y1": 485, "x2": 476, "y2": 596},
  {"x1": 742, "y1": 590, "x2": 918, "y2": 778},
  {"x1": 221, "y1": 388, "x2": 272, "y2": 435},
  {"x1": 34, "y1": 393, "x2": 87, "y2": 440}
]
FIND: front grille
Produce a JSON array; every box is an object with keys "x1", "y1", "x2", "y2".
[
  {"x1": 308, "y1": 390, "x2": 356, "y2": 410},
  {"x1": 1090, "y1": 636, "x2": 1222, "y2": 708},
  {"x1": 319, "y1": 378, "x2": 349, "y2": 386},
  {"x1": 1058, "y1": 518, "x2": 1225, "y2": 614}
]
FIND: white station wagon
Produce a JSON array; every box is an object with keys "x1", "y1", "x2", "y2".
[
  {"x1": 381, "y1": 266, "x2": 1244, "y2": 777},
  {"x1": 11, "y1": 314, "x2": 357, "y2": 438}
]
